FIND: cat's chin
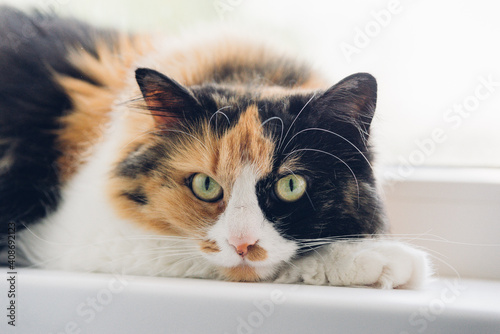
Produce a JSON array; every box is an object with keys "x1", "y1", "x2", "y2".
[{"x1": 219, "y1": 264, "x2": 278, "y2": 282}]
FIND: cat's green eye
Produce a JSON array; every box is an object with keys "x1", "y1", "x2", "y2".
[
  {"x1": 275, "y1": 174, "x2": 307, "y2": 202},
  {"x1": 190, "y1": 173, "x2": 223, "y2": 202}
]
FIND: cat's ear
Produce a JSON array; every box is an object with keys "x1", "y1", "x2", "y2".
[
  {"x1": 135, "y1": 68, "x2": 203, "y2": 127},
  {"x1": 314, "y1": 73, "x2": 377, "y2": 136}
]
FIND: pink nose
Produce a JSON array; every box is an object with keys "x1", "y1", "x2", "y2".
[{"x1": 228, "y1": 236, "x2": 258, "y2": 257}]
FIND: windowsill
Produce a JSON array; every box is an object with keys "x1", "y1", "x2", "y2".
[
  {"x1": 381, "y1": 166, "x2": 500, "y2": 186},
  {"x1": 3, "y1": 167, "x2": 499, "y2": 333},
  {"x1": 382, "y1": 166, "x2": 500, "y2": 280},
  {"x1": 3, "y1": 267, "x2": 500, "y2": 333}
]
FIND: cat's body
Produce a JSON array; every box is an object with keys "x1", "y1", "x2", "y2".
[{"x1": 0, "y1": 7, "x2": 430, "y2": 287}]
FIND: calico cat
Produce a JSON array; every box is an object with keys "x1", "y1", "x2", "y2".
[{"x1": 0, "y1": 7, "x2": 430, "y2": 287}]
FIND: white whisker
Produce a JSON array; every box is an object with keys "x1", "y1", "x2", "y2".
[
  {"x1": 278, "y1": 93, "x2": 316, "y2": 151},
  {"x1": 285, "y1": 148, "x2": 360, "y2": 209},
  {"x1": 261, "y1": 116, "x2": 284, "y2": 148},
  {"x1": 209, "y1": 106, "x2": 232, "y2": 131},
  {"x1": 152, "y1": 128, "x2": 209, "y2": 151},
  {"x1": 282, "y1": 127, "x2": 373, "y2": 171}
]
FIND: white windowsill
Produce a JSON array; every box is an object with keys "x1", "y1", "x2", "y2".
[
  {"x1": 2, "y1": 268, "x2": 500, "y2": 334},
  {"x1": 382, "y1": 166, "x2": 500, "y2": 280}
]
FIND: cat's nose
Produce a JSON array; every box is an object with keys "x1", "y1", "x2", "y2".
[{"x1": 228, "y1": 236, "x2": 258, "y2": 257}]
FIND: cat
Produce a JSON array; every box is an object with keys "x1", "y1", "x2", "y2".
[{"x1": 0, "y1": 7, "x2": 430, "y2": 288}]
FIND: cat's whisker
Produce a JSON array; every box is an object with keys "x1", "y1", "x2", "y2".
[
  {"x1": 118, "y1": 95, "x2": 145, "y2": 106},
  {"x1": 152, "y1": 128, "x2": 210, "y2": 152},
  {"x1": 117, "y1": 126, "x2": 211, "y2": 155},
  {"x1": 22, "y1": 243, "x2": 202, "y2": 271},
  {"x1": 151, "y1": 254, "x2": 206, "y2": 277},
  {"x1": 278, "y1": 92, "x2": 317, "y2": 151},
  {"x1": 407, "y1": 244, "x2": 449, "y2": 264},
  {"x1": 285, "y1": 148, "x2": 360, "y2": 208},
  {"x1": 297, "y1": 241, "x2": 332, "y2": 248},
  {"x1": 20, "y1": 225, "x2": 201, "y2": 248},
  {"x1": 375, "y1": 232, "x2": 500, "y2": 247},
  {"x1": 97, "y1": 246, "x2": 204, "y2": 275},
  {"x1": 140, "y1": 246, "x2": 200, "y2": 254},
  {"x1": 92, "y1": 252, "x2": 200, "y2": 274},
  {"x1": 117, "y1": 128, "x2": 160, "y2": 152},
  {"x1": 282, "y1": 259, "x2": 300, "y2": 272},
  {"x1": 282, "y1": 127, "x2": 373, "y2": 171},
  {"x1": 209, "y1": 106, "x2": 232, "y2": 132},
  {"x1": 260, "y1": 116, "x2": 284, "y2": 148},
  {"x1": 426, "y1": 253, "x2": 461, "y2": 280}
]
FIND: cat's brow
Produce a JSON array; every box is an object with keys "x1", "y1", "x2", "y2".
[
  {"x1": 152, "y1": 129, "x2": 210, "y2": 151},
  {"x1": 282, "y1": 127, "x2": 373, "y2": 171}
]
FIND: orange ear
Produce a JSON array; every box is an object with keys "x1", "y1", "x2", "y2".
[{"x1": 135, "y1": 68, "x2": 203, "y2": 127}]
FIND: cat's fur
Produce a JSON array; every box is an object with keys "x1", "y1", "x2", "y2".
[{"x1": 0, "y1": 7, "x2": 430, "y2": 287}]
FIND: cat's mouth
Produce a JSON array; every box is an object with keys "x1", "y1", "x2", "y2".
[
  {"x1": 220, "y1": 263, "x2": 279, "y2": 282},
  {"x1": 221, "y1": 265, "x2": 260, "y2": 282}
]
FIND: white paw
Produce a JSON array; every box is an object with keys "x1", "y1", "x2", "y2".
[{"x1": 274, "y1": 239, "x2": 432, "y2": 289}]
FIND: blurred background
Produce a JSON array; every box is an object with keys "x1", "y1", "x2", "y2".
[{"x1": 2, "y1": 0, "x2": 499, "y2": 170}]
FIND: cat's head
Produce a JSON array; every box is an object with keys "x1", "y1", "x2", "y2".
[{"x1": 110, "y1": 68, "x2": 385, "y2": 281}]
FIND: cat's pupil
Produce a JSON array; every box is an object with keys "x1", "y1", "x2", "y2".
[
  {"x1": 204, "y1": 177, "x2": 210, "y2": 191},
  {"x1": 289, "y1": 179, "x2": 294, "y2": 192}
]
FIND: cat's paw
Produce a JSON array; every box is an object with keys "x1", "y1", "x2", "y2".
[{"x1": 274, "y1": 239, "x2": 432, "y2": 289}]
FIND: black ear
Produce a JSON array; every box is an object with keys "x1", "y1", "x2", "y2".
[
  {"x1": 314, "y1": 73, "x2": 377, "y2": 137},
  {"x1": 135, "y1": 68, "x2": 203, "y2": 127}
]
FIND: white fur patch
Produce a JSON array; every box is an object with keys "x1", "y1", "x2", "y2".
[
  {"x1": 204, "y1": 165, "x2": 298, "y2": 279},
  {"x1": 274, "y1": 239, "x2": 432, "y2": 289},
  {"x1": 17, "y1": 109, "x2": 216, "y2": 279}
]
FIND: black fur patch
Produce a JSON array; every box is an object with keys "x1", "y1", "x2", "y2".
[
  {"x1": 117, "y1": 144, "x2": 164, "y2": 179},
  {"x1": 122, "y1": 190, "x2": 148, "y2": 205},
  {"x1": 0, "y1": 7, "x2": 118, "y2": 236},
  {"x1": 252, "y1": 75, "x2": 385, "y2": 248}
]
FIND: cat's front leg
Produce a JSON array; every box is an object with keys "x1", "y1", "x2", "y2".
[{"x1": 274, "y1": 239, "x2": 432, "y2": 289}]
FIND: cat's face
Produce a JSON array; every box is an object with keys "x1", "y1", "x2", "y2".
[{"x1": 109, "y1": 69, "x2": 385, "y2": 281}]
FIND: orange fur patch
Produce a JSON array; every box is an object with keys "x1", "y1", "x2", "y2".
[
  {"x1": 151, "y1": 37, "x2": 326, "y2": 90},
  {"x1": 108, "y1": 104, "x2": 275, "y2": 239},
  {"x1": 55, "y1": 35, "x2": 153, "y2": 181},
  {"x1": 199, "y1": 240, "x2": 220, "y2": 253},
  {"x1": 246, "y1": 244, "x2": 268, "y2": 262},
  {"x1": 216, "y1": 105, "x2": 275, "y2": 182},
  {"x1": 222, "y1": 266, "x2": 260, "y2": 282}
]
